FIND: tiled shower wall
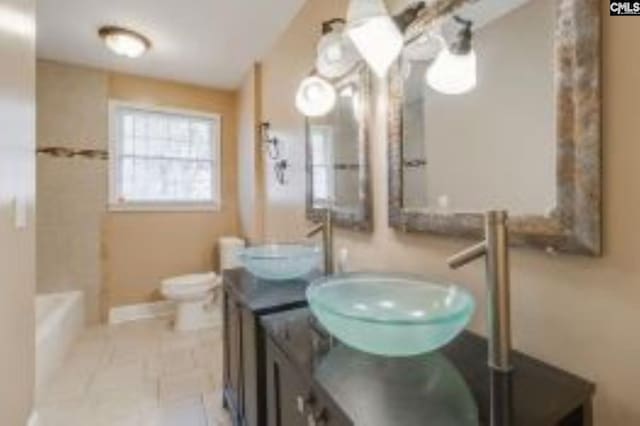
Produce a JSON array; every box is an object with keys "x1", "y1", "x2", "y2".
[{"x1": 36, "y1": 60, "x2": 108, "y2": 323}]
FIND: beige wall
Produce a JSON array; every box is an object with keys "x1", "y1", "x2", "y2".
[
  {"x1": 257, "y1": 1, "x2": 640, "y2": 424},
  {"x1": 0, "y1": 0, "x2": 36, "y2": 423},
  {"x1": 36, "y1": 60, "x2": 108, "y2": 323},
  {"x1": 237, "y1": 64, "x2": 265, "y2": 243},
  {"x1": 105, "y1": 72, "x2": 239, "y2": 309}
]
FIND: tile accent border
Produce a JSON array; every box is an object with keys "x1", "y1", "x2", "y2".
[
  {"x1": 37, "y1": 146, "x2": 109, "y2": 160},
  {"x1": 388, "y1": 0, "x2": 602, "y2": 256}
]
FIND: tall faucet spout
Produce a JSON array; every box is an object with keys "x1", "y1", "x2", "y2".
[
  {"x1": 306, "y1": 224, "x2": 324, "y2": 238},
  {"x1": 447, "y1": 241, "x2": 487, "y2": 269},
  {"x1": 447, "y1": 210, "x2": 513, "y2": 373},
  {"x1": 306, "y1": 210, "x2": 334, "y2": 275}
]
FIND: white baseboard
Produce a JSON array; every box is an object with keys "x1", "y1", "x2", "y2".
[
  {"x1": 108, "y1": 301, "x2": 175, "y2": 324},
  {"x1": 27, "y1": 411, "x2": 38, "y2": 426}
]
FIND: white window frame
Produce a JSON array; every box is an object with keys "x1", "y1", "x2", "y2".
[{"x1": 108, "y1": 100, "x2": 222, "y2": 212}]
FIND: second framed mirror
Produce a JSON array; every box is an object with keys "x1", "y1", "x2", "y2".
[{"x1": 306, "y1": 63, "x2": 373, "y2": 231}]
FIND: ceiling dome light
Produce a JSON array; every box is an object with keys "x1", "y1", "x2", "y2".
[
  {"x1": 426, "y1": 48, "x2": 477, "y2": 95},
  {"x1": 295, "y1": 76, "x2": 337, "y2": 117},
  {"x1": 99, "y1": 26, "x2": 151, "y2": 58},
  {"x1": 316, "y1": 20, "x2": 360, "y2": 79},
  {"x1": 346, "y1": 0, "x2": 404, "y2": 78}
]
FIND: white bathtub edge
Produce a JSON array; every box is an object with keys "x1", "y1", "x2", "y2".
[
  {"x1": 35, "y1": 291, "x2": 85, "y2": 401},
  {"x1": 35, "y1": 291, "x2": 83, "y2": 345},
  {"x1": 109, "y1": 301, "x2": 175, "y2": 324}
]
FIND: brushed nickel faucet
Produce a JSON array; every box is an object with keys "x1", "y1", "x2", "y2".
[
  {"x1": 306, "y1": 209, "x2": 334, "y2": 275},
  {"x1": 447, "y1": 210, "x2": 513, "y2": 372}
]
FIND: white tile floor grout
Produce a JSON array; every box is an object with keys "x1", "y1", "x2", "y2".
[{"x1": 36, "y1": 318, "x2": 232, "y2": 426}]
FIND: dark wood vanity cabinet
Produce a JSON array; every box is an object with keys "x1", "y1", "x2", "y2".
[
  {"x1": 266, "y1": 337, "x2": 351, "y2": 426},
  {"x1": 262, "y1": 309, "x2": 596, "y2": 426},
  {"x1": 223, "y1": 293, "x2": 244, "y2": 419},
  {"x1": 222, "y1": 268, "x2": 315, "y2": 426}
]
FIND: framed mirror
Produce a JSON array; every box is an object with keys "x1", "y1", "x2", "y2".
[
  {"x1": 388, "y1": 0, "x2": 601, "y2": 255},
  {"x1": 306, "y1": 63, "x2": 373, "y2": 231}
]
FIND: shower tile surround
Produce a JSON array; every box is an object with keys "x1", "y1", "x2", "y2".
[
  {"x1": 36, "y1": 318, "x2": 231, "y2": 426},
  {"x1": 36, "y1": 60, "x2": 109, "y2": 323}
]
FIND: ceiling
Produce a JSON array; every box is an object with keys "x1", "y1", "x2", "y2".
[{"x1": 36, "y1": 0, "x2": 306, "y2": 89}]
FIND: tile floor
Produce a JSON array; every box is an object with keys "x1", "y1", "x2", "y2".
[{"x1": 37, "y1": 318, "x2": 231, "y2": 426}]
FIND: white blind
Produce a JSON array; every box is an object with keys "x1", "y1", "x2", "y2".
[{"x1": 111, "y1": 105, "x2": 220, "y2": 207}]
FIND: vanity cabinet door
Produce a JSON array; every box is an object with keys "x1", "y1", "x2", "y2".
[
  {"x1": 266, "y1": 341, "x2": 308, "y2": 426},
  {"x1": 223, "y1": 291, "x2": 243, "y2": 423},
  {"x1": 266, "y1": 339, "x2": 352, "y2": 426}
]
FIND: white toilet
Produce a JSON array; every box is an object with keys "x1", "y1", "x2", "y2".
[{"x1": 161, "y1": 272, "x2": 220, "y2": 332}]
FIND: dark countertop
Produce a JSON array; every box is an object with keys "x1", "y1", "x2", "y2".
[
  {"x1": 262, "y1": 308, "x2": 595, "y2": 426},
  {"x1": 222, "y1": 268, "x2": 320, "y2": 314}
]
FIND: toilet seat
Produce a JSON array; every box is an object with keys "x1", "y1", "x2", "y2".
[{"x1": 161, "y1": 272, "x2": 221, "y2": 331}]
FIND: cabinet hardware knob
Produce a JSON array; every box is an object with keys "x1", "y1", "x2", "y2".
[{"x1": 307, "y1": 408, "x2": 328, "y2": 426}]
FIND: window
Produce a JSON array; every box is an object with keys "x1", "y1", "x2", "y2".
[
  {"x1": 109, "y1": 102, "x2": 221, "y2": 211},
  {"x1": 309, "y1": 124, "x2": 334, "y2": 207}
]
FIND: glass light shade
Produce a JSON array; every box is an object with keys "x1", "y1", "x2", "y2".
[
  {"x1": 316, "y1": 31, "x2": 360, "y2": 79},
  {"x1": 101, "y1": 28, "x2": 150, "y2": 58},
  {"x1": 426, "y1": 48, "x2": 477, "y2": 95},
  {"x1": 295, "y1": 76, "x2": 337, "y2": 117},
  {"x1": 346, "y1": 0, "x2": 403, "y2": 78}
]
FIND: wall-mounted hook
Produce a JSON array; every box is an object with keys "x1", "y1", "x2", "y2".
[{"x1": 260, "y1": 122, "x2": 281, "y2": 160}]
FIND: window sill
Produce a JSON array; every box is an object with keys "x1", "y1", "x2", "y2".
[{"x1": 108, "y1": 202, "x2": 221, "y2": 213}]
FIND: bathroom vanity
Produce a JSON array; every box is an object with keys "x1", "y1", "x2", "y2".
[
  {"x1": 261, "y1": 308, "x2": 595, "y2": 426},
  {"x1": 222, "y1": 268, "x2": 318, "y2": 426}
]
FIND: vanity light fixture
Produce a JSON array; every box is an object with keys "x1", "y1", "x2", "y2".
[
  {"x1": 426, "y1": 16, "x2": 477, "y2": 95},
  {"x1": 295, "y1": 75, "x2": 337, "y2": 117},
  {"x1": 316, "y1": 18, "x2": 360, "y2": 79},
  {"x1": 260, "y1": 122, "x2": 281, "y2": 160},
  {"x1": 98, "y1": 26, "x2": 151, "y2": 58},
  {"x1": 345, "y1": 0, "x2": 404, "y2": 78}
]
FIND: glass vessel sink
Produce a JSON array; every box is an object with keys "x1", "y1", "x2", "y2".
[
  {"x1": 238, "y1": 244, "x2": 321, "y2": 281},
  {"x1": 306, "y1": 272, "x2": 475, "y2": 356}
]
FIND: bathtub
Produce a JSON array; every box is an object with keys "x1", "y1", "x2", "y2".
[{"x1": 35, "y1": 291, "x2": 84, "y2": 398}]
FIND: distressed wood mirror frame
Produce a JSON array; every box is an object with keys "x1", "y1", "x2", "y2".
[
  {"x1": 388, "y1": 0, "x2": 601, "y2": 255},
  {"x1": 306, "y1": 64, "x2": 373, "y2": 231}
]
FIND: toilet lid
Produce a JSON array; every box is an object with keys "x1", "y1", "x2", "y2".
[{"x1": 162, "y1": 272, "x2": 218, "y2": 292}]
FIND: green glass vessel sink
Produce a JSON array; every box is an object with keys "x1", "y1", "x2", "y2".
[
  {"x1": 238, "y1": 243, "x2": 321, "y2": 281},
  {"x1": 306, "y1": 272, "x2": 475, "y2": 357}
]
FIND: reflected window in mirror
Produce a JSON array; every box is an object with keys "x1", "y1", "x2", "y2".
[{"x1": 310, "y1": 124, "x2": 334, "y2": 208}]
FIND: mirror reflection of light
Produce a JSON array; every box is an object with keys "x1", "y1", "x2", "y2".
[
  {"x1": 378, "y1": 300, "x2": 395, "y2": 309},
  {"x1": 445, "y1": 287, "x2": 457, "y2": 306},
  {"x1": 353, "y1": 303, "x2": 369, "y2": 311},
  {"x1": 0, "y1": 5, "x2": 35, "y2": 38},
  {"x1": 411, "y1": 310, "x2": 426, "y2": 318},
  {"x1": 340, "y1": 85, "x2": 354, "y2": 98}
]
